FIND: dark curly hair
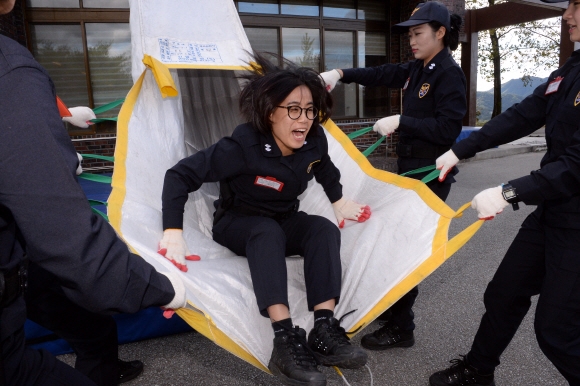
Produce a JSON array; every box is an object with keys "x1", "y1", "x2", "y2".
[
  {"x1": 239, "y1": 52, "x2": 333, "y2": 138},
  {"x1": 428, "y1": 13, "x2": 462, "y2": 51}
]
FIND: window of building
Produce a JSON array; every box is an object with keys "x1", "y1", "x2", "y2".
[
  {"x1": 26, "y1": 3, "x2": 131, "y2": 134},
  {"x1": 238, "y1": 1, "x2": 389, "y2": 119}
]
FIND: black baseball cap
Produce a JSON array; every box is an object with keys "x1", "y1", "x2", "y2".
[{"x1": 392, "y1": 1, "x2": 451, "y2": 34}]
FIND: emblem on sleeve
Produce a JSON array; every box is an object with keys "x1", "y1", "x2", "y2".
[
  {"x1": 575, "y1": 90, "x2": 580, "y2": 107},
  {"x1": 419, "y1": 83, "x2": 430, "y2": 98},
  {"x1": 307, "y1": 160, "x2": 321, "y2": 173}
]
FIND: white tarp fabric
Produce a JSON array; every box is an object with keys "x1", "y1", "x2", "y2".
[{"x1": 109, "y1": 0, "x2": 482, "y2": 371}]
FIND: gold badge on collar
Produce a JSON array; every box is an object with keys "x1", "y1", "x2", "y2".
[
  {"x1": 411, "y1": 7, "x2": 420, "y2": 16},
  {"x1": 307, "y1": 160, "x2": 321, "y2": 173},
  {"x1": 419, "y1": 83, "x2": 430, "y2": 98},
  {"x1": 575, "y1": 90, "x2": 580, "y2": 107}
]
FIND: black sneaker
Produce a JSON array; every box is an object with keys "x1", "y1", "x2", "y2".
[
  {"x1": 308, "y1": 317, "x2": 367, "y2": 369},
  {"x1": 117, "y1": 359, "x2": 144, "y2": 384},
  {"x1": 268, "y1": 326, "x2": 326, "y2": 386},
  {"x1": 429, "y1": 356, "x2": 496, "y2": 386},
  {"x1": 360, "y1": 321, "x2": 414, "y2": 350}
]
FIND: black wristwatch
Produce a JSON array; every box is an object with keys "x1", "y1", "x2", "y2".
[{"x1": 501, "y1": 183, "x2": 520, "y2": 211}]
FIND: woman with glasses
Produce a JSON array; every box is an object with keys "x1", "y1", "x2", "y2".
[{"x1": 159, "y1": 53, "x2": 371, "y2": 386}]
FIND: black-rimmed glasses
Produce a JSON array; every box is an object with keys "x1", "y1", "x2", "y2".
[{"x1": 276, "y1": 105, "x2": 319, "y2": 120}]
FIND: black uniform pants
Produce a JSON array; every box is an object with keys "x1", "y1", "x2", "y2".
[
  {"x1": 467, "y1": 207, "x2": 580, "y2": 385},
  {"x1": 388, "y1": 175, "x2": 452, "y2": 331},
  {"x1": 24, "y1": 263, "x2": 118, "y2": 386},
  {"x1": 212, "y1": 211, "x2": 342, "y2": 318},
  {"x1": 1, "y1": 298, "x2": 96, "y2": 386}
]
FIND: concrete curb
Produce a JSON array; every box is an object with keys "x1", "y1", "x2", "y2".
[{"x1": 460, "y1": 143, "x2": 547, "y2": 163}]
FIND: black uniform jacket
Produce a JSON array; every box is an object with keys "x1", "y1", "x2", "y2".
[
  {"x1": 341, "y1": 48, "x2": 467, "y2": 178},
  {"x1": 453, "y1": 50, "x2": 580, "y2": 229},
  {"x1": 162, "y1": 123, "x2": 343, "y2": 230},
  {"x1": 0, "y1": 35, "x2": 174, "y2": 338}
]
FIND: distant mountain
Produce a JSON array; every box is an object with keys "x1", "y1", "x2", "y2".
[{"x1": 477, "y1": 76, "x2": 547, "y2": 122}]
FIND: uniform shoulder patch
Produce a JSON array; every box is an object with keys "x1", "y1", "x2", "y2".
[
  {"x1": 575, "y1": 90, "x2": 580, "y2": 107},
  {"x1": 419, "y1": 83, "x2": 430, "y2": 98}
]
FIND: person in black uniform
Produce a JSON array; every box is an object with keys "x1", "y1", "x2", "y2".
[
  {"x1": 0, "y1": 1, "x2": 187, "y2": 385},
  {"x1": 319, "y1": 1, "x2": 466, "y2": 351},
  {"x1": 429, "y1": 2, "x2": 580, "y2": 385},
  {"x1": 159, "y1": 53, "x2": 371, "y2": 386}
]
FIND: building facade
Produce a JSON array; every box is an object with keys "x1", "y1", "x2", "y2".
[{"x1": 1, "y1": 0, "x2": 465, "y2": 171}]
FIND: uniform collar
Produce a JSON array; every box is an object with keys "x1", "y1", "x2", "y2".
[
  {"x1": 259, "y1": 127, "x2": 317, "y2": 157},
  {"x1": 422, "y1": 48, "x2": 449, "y2": 74}
]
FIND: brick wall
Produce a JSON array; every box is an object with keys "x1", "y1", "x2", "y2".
[
  {"x1": 0, "y1": 0, "x2": 25, "y2": 45},
  {"x1": 71, "y1": 135, "x2": 116, "y2": 172}
]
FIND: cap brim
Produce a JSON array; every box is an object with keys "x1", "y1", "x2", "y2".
[
  {"x1": 538, "y1": 0, "x2": 567, "y2": 3},
  {"x1": 391, "y1": 19, "x2": 431, "y2": 33}
]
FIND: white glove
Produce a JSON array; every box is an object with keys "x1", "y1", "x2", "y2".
[
  {"x1": 436, "y1": 149, "x2": 460, "y2": 182},
  {"x1": 159, "y1": 271, "x2": 187, "y2": 310},
  {"x1": 62, "y1": 106, "x2": 96, "y2": 128},
  {"x1": 158, "y1": 229, "x2": 200, "y2": 272},
  {"x1": 471, "y1": 186, "x2": 509, "y2": 220},
  {"x1": 76, "y1": 153, "x2": 83, "y2": 175},
  {"x1": 332, "y1": 197, "x2": 371, "y2": 229},
  {"x1": 320, "y1": 69, "x2": 341, "y2": 92},
  {"x1": 372, "y1": 115, "x2": 400, "y2": 137}
]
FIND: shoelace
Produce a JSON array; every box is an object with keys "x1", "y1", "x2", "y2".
[
  {"x1": 444, "y1": 356, "x2": 478, "y2": 384},
  {"x1": 372, "y1": 321, "x2": 397, "y2": 338},
  {"x1": 282, "y1": 326, "x2": 319, "y2": 366}
]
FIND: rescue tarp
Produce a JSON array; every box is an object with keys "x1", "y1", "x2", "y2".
[{"x1": 108, "y1": 0, "x2": 482, "y2": 371}]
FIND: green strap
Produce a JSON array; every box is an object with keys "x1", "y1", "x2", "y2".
[
  {"x1": 88, "y1": 199, "x2": 108, "y2": 207},
  {"x1": 362, "y1": 136, "x2": 386, "y2": 157},
  {"x1": 400, "y1": 165, "x2": 440, "y2": 184},
  {"x1": 92, "y1": 98, "x2": 125, "y2": 115},
  {"x1": 91, "y1": 207, "x2": 109, "y2": 222},
  {"x1": 347, "y1": 126, "x2": 373, "y2": 140},
  {"x1": 91, "y1": 117, "x2": 118, "y2": 123},
  {"x1": 78, "y1": 173, "x2": 112, "y2": 184},
  {"x1": 80, "y1": 154, "x2": 114, "y2": 162},
  {"x1": 400, "y1": 165, "x2": 436, "y2": 176}
]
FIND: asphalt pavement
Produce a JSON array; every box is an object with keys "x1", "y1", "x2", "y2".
[{"x1": 59, "y1": 150, "x2": 568, "y2": 386}]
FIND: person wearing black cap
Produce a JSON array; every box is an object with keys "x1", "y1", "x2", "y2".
[
  {"x1": 320, "y1": 1, "x2": 465, "y2": 352},
  {"x1": 429, "y1": 1, "x2": 580, "y2": 385}
]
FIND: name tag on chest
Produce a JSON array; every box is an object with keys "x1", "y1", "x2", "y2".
[
  {"x1": 545, "y1": 76, "x2": 563, "y2": 95},
  {"x1": 254, "y1": 176, "x2": 284, "y2": 192}
]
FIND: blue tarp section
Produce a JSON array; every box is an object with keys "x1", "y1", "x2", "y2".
[{"x1": 24, "y1": 173, "x2": 193, "y2": 355}]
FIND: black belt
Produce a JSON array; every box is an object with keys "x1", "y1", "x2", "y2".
[
  {"x1": 396, "y1": 143, "x2": 451, "y2": 159},
  {"x1": 0, "y1": 259, "x2": 28, "y2": 308},
  {"x1": 232, "y1": 203, "x2": 299, "y2": 222}
]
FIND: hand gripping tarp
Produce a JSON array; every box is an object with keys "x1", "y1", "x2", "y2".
[{"x1": 109, "y1": 0, "x2": 483, "y2": 372}]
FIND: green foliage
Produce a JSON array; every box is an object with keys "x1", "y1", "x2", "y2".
[{"x1": 299, "y1": 33, "x2": 320, "y2": 70}]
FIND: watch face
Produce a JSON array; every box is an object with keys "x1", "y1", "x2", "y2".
[{"x1": 503, "y1": 189, "x2": 516, "y2": 200}]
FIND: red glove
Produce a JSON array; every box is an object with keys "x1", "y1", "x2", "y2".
[{"x1": 158, "y1": 229, "x2": 200, "y2": 272}]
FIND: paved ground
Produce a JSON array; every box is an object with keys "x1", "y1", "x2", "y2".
[{"x1": 60, "y1": 151, "x2": 567, "y2": 386}]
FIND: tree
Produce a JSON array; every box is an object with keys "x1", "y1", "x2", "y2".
[
  {"x1": 299, "y1": 33, "x2": 320, "y2": 70},
  {"x1": 467, "y1": 0, "x2": 560, "y2": 118}
]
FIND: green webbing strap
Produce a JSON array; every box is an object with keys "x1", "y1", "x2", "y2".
[
  {"x1": 400, "y1": 164, "x2": 441, "y2": 184},
  {"x1": 91, "y1": 207, "x2": 109, "y2": 222},
  {"x1": 91, "y1": 98, "x2": 125, "y2": 115},
  {"x1": 78, "y1": 173, "x2": 112, "y2": 184},
  {"x1": 80, "y1": 154, "x2": 115, "y2": 162},
  {"x1": 90, "y1": 98, "x2": 125, "y2": 124},
  {"x1": 362, "y1": 136, "x2": 386, "y2": 157},
  {"x1": 88, "y1": 199, "x2": 108, "y2": 207},
  {"x1": 347, "y1": 126, "x2": 373, "y2": 140}
]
